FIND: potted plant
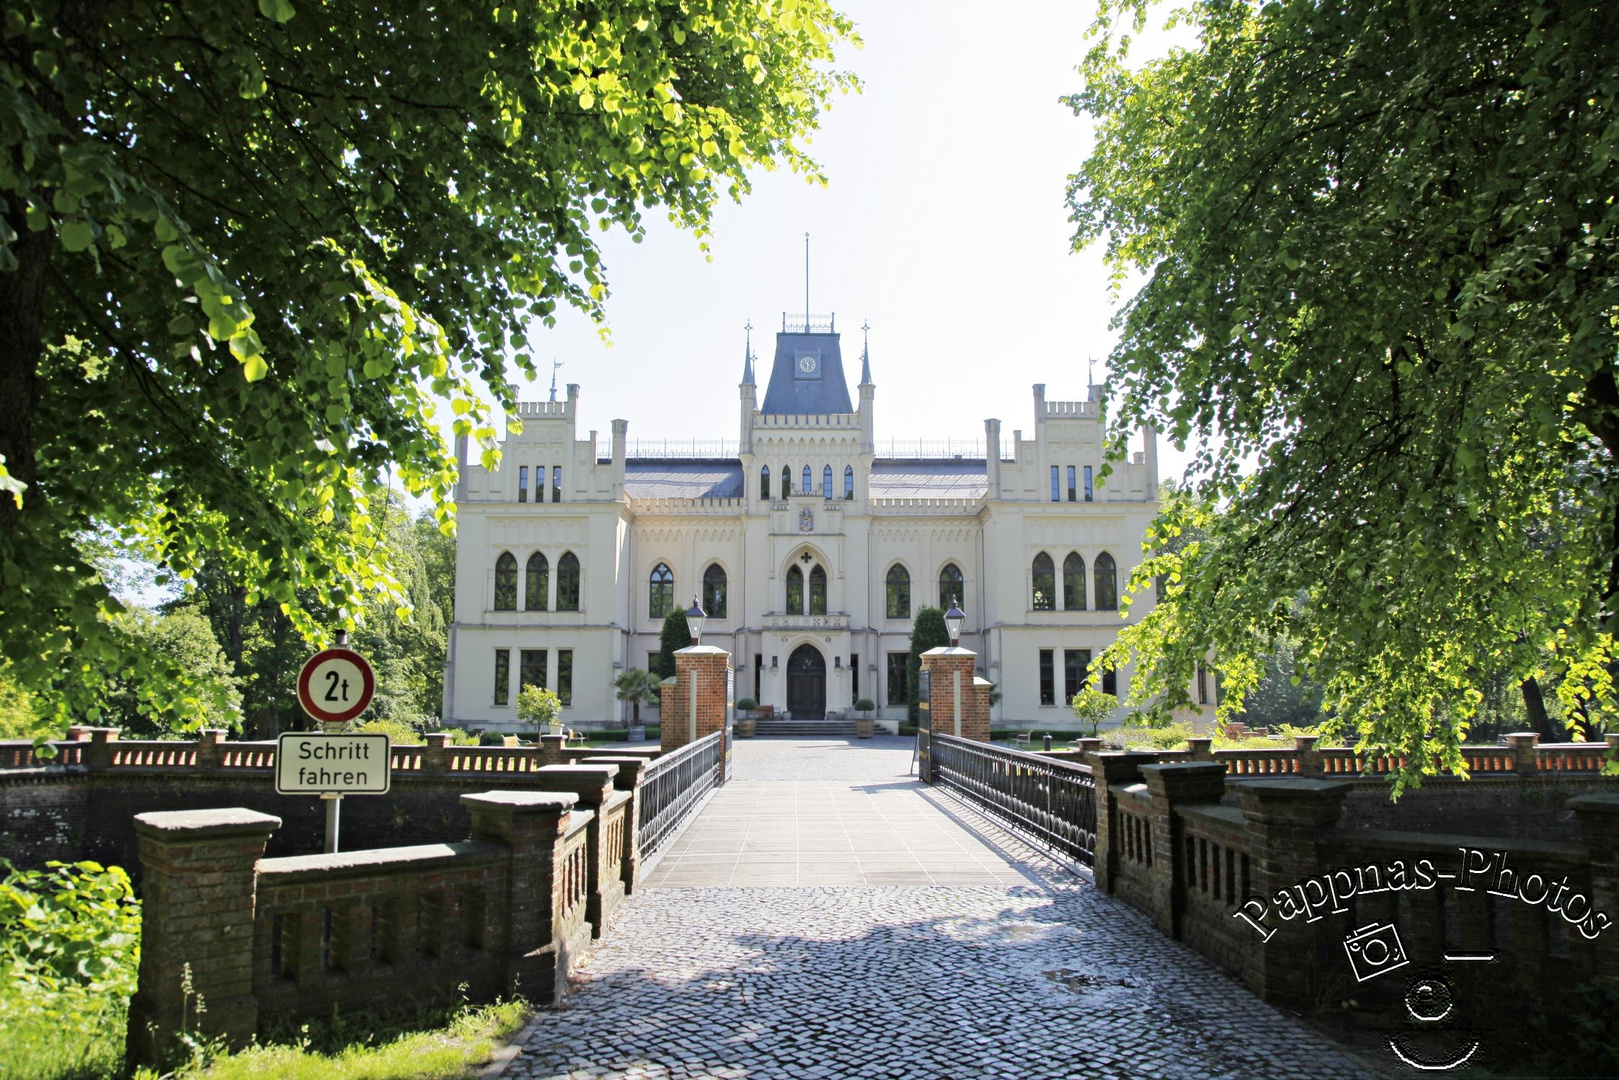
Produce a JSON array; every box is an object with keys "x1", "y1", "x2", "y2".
[
  {"x1": 734, "y1": 697, "x2": 757, "y2": 738},
  {"x1": 613, "y1": 668, "x2": 661, "y2": 742},
  {"x1": 517, "y1": 685, "x2": 563, "y2": 739},
  {"x1": 854, "y1": 697, "x2": 876, "y2": 739},
  {"x1": 1070, "y1": 686, "x2": 1117, "y2": 740}
]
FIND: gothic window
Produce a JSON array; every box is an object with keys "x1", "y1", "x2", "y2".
[
  {"x1": 1067, "y1": 466, "x2": 1077, "y2": 502},
  {"x1": 1063, "y1": 552, "x2": 1086, "y2": 611},
  {"x1": 557, "y1": 552, "x2": 581, "y2": 611},
  {"x1": 494, "y1": 552, "x2": 517, "y2": 610},
  {"x1": 782, "y1": 466, "x2": 791, "y2": 497},
  {"x1": 760, "y1": 465, "x2": 770, "y2": 500},
  {"x1": 802, "y1": 464, "x2": 812, "y2": 494},
  {"x1": 552, "y1": 465, "x2": 562, "y2": 502},
  {"x1": 1032, "y1": 552, "x2": 1055, "y2": 611},
  {"x1": 822, "y1": 465, "x2": 833, "y2": 499},
  {"x1": 703, "y1": 563, "x2": 728, "y2": 619},
  {"x1": 493, "y1": 649, "x2": 510, "y2": 706},
  {"x1": 517, "y1": 465, "x2": 528, "y2": 503},
  {"x1": 524, "y1": 552, "x2": 549, "y2": 611},
  {"x1": 843, "y1": 465, "x2": 854, "y2": 500},
  {"x1": 1050, "y1": 466, "x2": 1060, "y2": 502},
  {"x1": 1095, "y1": 551, "x2": 1118, "y2": 611},
  {"x1": 809, "y1": 564, "x2": 827, "y2": 615},
  {"x1": 938, "y1": 563, "x2": 964, "y2": 609},
  {"x1": 785, "y1": 565, "x2": 804, "y2": 614},
  {"x1": 1083, "y1": 465, "x2": 1094, "y2": 502},
  {"x1": 885, "y1": 564, "x2": 910, "y2": 619},
  {"x1": 648, "y1": 562, "x2": 674, "y2": 619}
]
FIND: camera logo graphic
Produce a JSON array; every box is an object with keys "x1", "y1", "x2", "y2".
[{"x1": 1343, "y1": 922, "x2": 1410, "y2": 983}]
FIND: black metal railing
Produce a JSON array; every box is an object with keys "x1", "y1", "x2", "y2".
[
  {"x1": 637, "y1": 731, "x2": 725, "y2": 857},
  {"x1": 930, "y1": 733, "x2": 1097, "y2": 865}
]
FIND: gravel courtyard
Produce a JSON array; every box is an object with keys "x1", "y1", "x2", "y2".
[{"x1": 496, "y1": 737, "x2": 1381, "y2": 1080}]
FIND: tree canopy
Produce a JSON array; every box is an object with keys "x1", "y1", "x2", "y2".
[
  {"x1": 0, "y1": 0, "x2": 856, "y2": 726},
  {"x1": 1070, "y1": 0, "x2": 1618, "y2": 786}
]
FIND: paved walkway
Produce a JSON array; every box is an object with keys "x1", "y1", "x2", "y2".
[{"x1": 501, "y1": 737, "x2": 1379, "y2": 1080}]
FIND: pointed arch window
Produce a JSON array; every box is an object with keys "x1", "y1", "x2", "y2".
[
  {"x1": 760, "y1": 465, "x2": 770, "y2": 500},
  {"x1": 885, "y1": 564, "x2": 911, "y2": 619},
  {"x1": 494, "y1": 552, "x2": 518, "y2": 611},
  {"x1": 1032, "y1": 552, "x2": 1055, "y2": 611},
  {"x1": 703, "y1": 563, "x2": 728, "y2": 619},
  {"x1": 1095, "y1": 552, "x2": 1118, "y2": 611},
  {"x1": 782, "y1": 465, "x2": 791, "y2": 497},
  {"x1": 785, "y1": 564, "x2": 804, "y2": 615},
  {"x1": 648, "y1": 562, "x2": 673, "y2": 619},
  {"x1": 802, "y1": 465, "x2": 812, "y2": 494},
  {"x1": 1063, "y1": 552, "x2": 1086, "y2": 611},
  {"x1": 525, "y1": 552, "x2": 549, "y2": 611},
  {"x1": 822, "y1": 465, "x2": 833, "y2": 499},
  {"x1": 843, "y1": 465, "x2": 854, "y2": 500},
  {"x1": 809, "y1": 564, "x2": 827, "y2": 615},
  {"x1": 557, "y1": 552, "x2": 580, "y2": 611},
  {"x1": 938, "y1": 563, "x2": 964, "y2": 609}
]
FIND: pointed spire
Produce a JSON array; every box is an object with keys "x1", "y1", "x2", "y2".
[
  {"x1": 741, "y1": 319, "x2": 755, "y2": 385},
  {"x1": 859, "y1": 319, "x2": 872, "y2": 385}
]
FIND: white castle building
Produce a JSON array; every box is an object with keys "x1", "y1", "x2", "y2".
[{"x1": 444, "y1": 315, "x2": 1168, "y2": 733}]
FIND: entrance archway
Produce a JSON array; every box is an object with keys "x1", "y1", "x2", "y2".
[{"x1": 786, "y1": 644, "x2": 826, "y2": 721}]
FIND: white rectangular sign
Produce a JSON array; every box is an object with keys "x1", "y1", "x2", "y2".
[{"x1": 275, "y1": 733, "x2": 391, "y2": 794}]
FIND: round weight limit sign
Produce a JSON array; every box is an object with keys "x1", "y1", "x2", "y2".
[{"x1": 297, "y1": 648, "x2": 376, "y2": 724}]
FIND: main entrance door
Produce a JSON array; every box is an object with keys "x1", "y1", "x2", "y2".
[{"x1": 786, "y1": 644, "x2": 826, "y2": 721}]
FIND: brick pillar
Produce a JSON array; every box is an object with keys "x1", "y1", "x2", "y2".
[
  {"x1": 84, "y1": 727, "x2": 120, "y2": 769},
  {"x1": 1140, "y1": 762, "x2": 1228, "y2": 937},
  {"x1": 582, "y1": 755, "x2": 650, "y2": 893},
  {"x1": 1505, "y1": 732, "x2": 1539, "y2": 774},
  {"x1": 539, "y1": 733, "x2": 568, "y2": 764},
  {"x1": 127, "y1": 808, "x2": 281, "y2": 1068},
  {"x1": 537, "y1": 765, "x2": 623, "y2": 935},
  {"x1": 1292, "y1": 735, "x2": 1322, "y2": 776},
  {"x1": 422, "y1": 731, "x2": 452, "y2": 773},
  {"x1": 460, "y1": 790, "x2": 580, "y2": 1003},
  {"x1": 1185, "y1": 737, "x2": 1214, "y2": 762},
  {"x1": 1234, "y1": 778, "x2": 1352, "y2": 1007},
  {"x1": 920, "y1": 647, "x2": 988, "y2": 742},
  {"x1": 1568, "y1": 793, "x2": 1619, "y2": 984},
  {"x1": 662, "y1": 645, "x2": 731, "y2": 753},
  {"x1": 1088, "y1": 752, "x2": 1160, "y2": 894},
  {"x1": 195, "y1": 729, "x2": 228, "y2": 768}
]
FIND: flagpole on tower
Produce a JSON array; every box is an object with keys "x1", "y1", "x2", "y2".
[{"x1": 804, "y1": 232, "x2": 810, "y2": 326}]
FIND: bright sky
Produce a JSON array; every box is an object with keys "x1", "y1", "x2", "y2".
[{"x1": 511, "y1": 0, "x2": 1193, "y2": 481}]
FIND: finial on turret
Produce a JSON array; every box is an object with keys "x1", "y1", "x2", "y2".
[
  {"x1": 860, "y1": 319, "x2": 872, "y2": 385},
  {"x1": 742, "y1": 319, "x2": 756, "y2": 385},
  {"x1": 548, "y1": 358, "x2": 564, "y2": 402}
]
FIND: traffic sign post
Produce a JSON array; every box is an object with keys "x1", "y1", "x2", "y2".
[{"x1": 288, "y1": 635, "x2": 382, "y2": 853}]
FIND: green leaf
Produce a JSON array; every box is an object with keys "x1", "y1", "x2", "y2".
[
  {"x1": 242, "y1": 354, "x2": 268, "y2": 382},
  {"x1": 58, "y1": 220, "x2": 94, "y2": 252},
  {"x1": 258, "y1": 0, "x2": 296, "y2": 23}
]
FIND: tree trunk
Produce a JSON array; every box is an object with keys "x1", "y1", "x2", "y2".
[
  {"x1": 0, "y1": 223, "x2": 48, "y2": 535},
  {"x1": 1519, "y1": 676, "x2": 1560, "y2": 743}
]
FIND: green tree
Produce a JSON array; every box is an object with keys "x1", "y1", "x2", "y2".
[
  {"x1": 516, "y1": 685, "x2": 561, "y2": 737},
  {"x1": 654, "y1": 611, "x2": 691, "y2": 681},
  {"x1": 1070, "y1": 0, "x2": 1619, "y2": 788},
  {"x1": 0, "y1": 0, "x2": 857, "y2": 727},
  {"x1": 96, "y1": 607, "x2": 242, "y2": 738},
  {"x1": 1070, "y1": 687, "x2": 1116, "y2": 737},
  {"x1": 906, "y1": 606, "x2": 949, "y2": 725},
  {"x1": 614, "y1": 668, "x2": 661, "y2": 725},
  {"x1": 0, "y1": 663, "x2": 48, "y2": 741}
]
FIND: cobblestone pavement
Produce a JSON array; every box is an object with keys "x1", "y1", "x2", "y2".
[{"x1": 499, "y1": 740, "x2": 1382, "y2": 1080}]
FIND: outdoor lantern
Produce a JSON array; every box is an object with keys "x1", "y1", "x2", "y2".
[
  {"x1": 944, "y1": 596, "x2": 966, "y2": 646},
  {"x1": 685, "y1": 596, "x2": 707, "y2": 645}
]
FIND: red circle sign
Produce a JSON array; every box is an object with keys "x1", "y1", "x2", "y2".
[{"x1": 297, "y1": 648, "x2": 376, "y2": 724}]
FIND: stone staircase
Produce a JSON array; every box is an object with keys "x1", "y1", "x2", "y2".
[{"x1": 751, "y1": 717, "x2": 860, "y2": 737}]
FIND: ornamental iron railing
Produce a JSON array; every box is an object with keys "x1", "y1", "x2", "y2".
[
  {"x1": 930, "y1": 733, "x2": 1097, "y2": 866},
  {"x1": 636, "y1": 730, "x2": 725, "y2": 857}
]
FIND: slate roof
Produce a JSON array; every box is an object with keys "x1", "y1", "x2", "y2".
[
  {"x1": 760, "y1": 331, "x2": 854, "y2": 415},
  {"x1": 623, "y1": 460, "x2": 744, "y2": 500},
  {"x1": 868, "y1": 459, "x2": 988, "y2": 500}
]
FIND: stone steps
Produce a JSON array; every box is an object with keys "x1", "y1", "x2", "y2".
[{"x1": 751, "y1": 721, "x2": 859, "y2": 737}]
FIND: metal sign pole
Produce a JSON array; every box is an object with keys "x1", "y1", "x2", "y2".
[{"x1": 322, "y1": 793, "x2": 342, "y2": 853}]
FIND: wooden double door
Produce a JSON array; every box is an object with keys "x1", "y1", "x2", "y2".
[{"x1": 786, "y1": 644, "x2": 826, "y2": 721}]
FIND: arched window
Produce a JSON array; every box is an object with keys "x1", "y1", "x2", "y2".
[
  {"x1": 1063, "y1": 552, "x2": 1086, "y2": 611},
  {"x1": 822, "y1": 465, "x2": 833, "y2": 499},
  {"x1": 843, "y1": 465, "x2": 854, "y2": 500},
  {"x1": 886, "y1": 564, "x2": 911, "y2": 619},
  {"x1": 785, "y1": 564, "x2": 804, "y2": 614},
  {"x1": 494, "y1": 552, "x2": 517, "y2": 611},
  {"x1": 648, "y1": 562, "x2": 673, "y2": 619},
  {"x1": 802, "y1": 464, "x2": 812, "y2": 494},
  {"x1": 557, "y1": 552, "x2": 580, "y2": 611},
  {"x1": 809, "y1": 564, "x2": 827, "y2": 615},
  {"x1": 938, "y1": 563, "x2": 964, "y2": 609},
  {"x1": 1032, "y1": 552, "x2": 1055, "y2": 611},
  {"x1": 703, "y1": 563, "x2": 728, "y2": 619},
  {"x1": 782, "y1": 465, "x2": 791, "y2": 497},
  {"x1": 525, "y1": 552, "x2": 549, "y2": 611},
  {"x1": 1094, "y1": 552, "x2": 1118, "y2": 611},
  {"x1": 760, "y1": 465, "x2": 770, "y2": 500}
]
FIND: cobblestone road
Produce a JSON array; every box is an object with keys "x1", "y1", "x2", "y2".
[{"x1": 500, "y1": 738, "x2": 1380, "y2": 1080}]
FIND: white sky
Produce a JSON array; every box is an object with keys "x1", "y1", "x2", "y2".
[{"x1": 501, "y1": 0, "x2": 1193, "y2": 481}]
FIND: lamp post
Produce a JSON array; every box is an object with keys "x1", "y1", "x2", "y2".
[
  {"x1": 685, "y1": 597, "x2": 707, "y2": 646},
  {"x1": 683, "y1": 597, "x2": 706, "y2": 745},
  {"x1": 944, "y1": 596, "x2": 965, "y2": 647}
]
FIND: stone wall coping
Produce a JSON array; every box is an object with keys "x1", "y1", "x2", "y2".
[
  {"x1": 1178, "y1": 803, "x2": 1247, "y2": 828},
  {"x1": 1139, "y1": 761, "x2": 1229, "y2": 778},
  {"x1": 1318, "y1": 827, "x2": 1587, "y2": 864},
  {"x1": 133, "y1": 807, "x2": 282, "y2": 838},
  {"x1": 1113, "y1": 782, "x2": 1150, "y2": 805},
  {"x1": 460, "y1": 790, "x2": 579, "y2": 813},
  {"x1": 564, "y1": 808, "x2": 595, "y2": 838},
  {"x1": 581, "y1": 755, "x2": 651, "y2": 770},
  {"x1": 256, "y1": 840, "x2": 502, "y2": 882},
  {"x1": 672, "y1": 645, "x2": 731, "y2": 656},
  {"x1": 1566, "y1": 792, "x2": 1619, "y2": 816},
  {"x1": 1232, "y1": 777, "x2": 1354, "y2": 799},
  {"x1": 535, "y1": 764, "x2": 619, "y2": 802},
  {"x1": 603, "y1": 789, "x2": 633, "y2": 814},
  {"x1": 972, "y1": 676, "x2": 994, "y2": 687},
  {"x1": 920, "y1": 646, "x2": 976, "y2": 658}
]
